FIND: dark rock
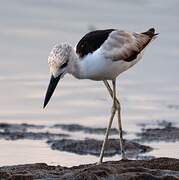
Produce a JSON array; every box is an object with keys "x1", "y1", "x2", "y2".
[
  {"x1": 136, "y1": 121, "x2": 179, "y2": 142},
  {"x1": 0, "y1": 163, "x2": 65, "y2": 180},
  {"x1": 52, "y1": 124, "x2": 123, "y2": 135},
  {"x1": 9, "y1": 173, "x2": 33, "y2": 180},
  {"x1": 0, "y1": 123, "x2": 45, "y2": 132},
  {"x1": 0, "y1": 131, "x2": 68, "y2": 140},
  {"x1": 0, "y1": 123, "x2": 69, "y2": 140},
  {"x1": 0, "y1": 158, "x2": 179, "y2": 179},
  {"x1": 167, "y1": 104, "x2": 179, "y2": 110},
  {"x1": 47, "y1": 138, "x2": 152, "y2": 158}
]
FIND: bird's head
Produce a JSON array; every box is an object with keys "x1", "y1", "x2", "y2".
[
  {"x1": 43, "y1": 43, "x2": 72, "y2": 108},
  {"x1": 48, "y1": 43, "x2": 72, "y2": 78}
]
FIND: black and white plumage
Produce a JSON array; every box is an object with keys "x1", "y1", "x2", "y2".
[
  {"x1": 76, "y1": 28, "x2": 156, "y2": 61},
  {"x1": 76, "y1": 29, "x2": 115, "y2": 58},
  {"x1": 43, "y1": 28, "x2": 158, "y2": 163}
]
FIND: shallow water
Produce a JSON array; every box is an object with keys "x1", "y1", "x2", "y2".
[{"x1": 0, "y1": 0, "x2": 179, "y2": 166}]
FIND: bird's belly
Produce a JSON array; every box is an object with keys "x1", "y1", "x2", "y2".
[
  {"x1": 79, "y1": 50, "x2": 141, "y2": 81},
  {"x1": 87, "y1": 59, "x2": 137, "y2": 81}
]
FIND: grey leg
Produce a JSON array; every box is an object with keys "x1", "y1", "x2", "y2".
[
  {"x1": 103, "y1": 80, "x2": 126, "y2": 160},
  {"x1": 103, "y1": 80, "x2": 119, "y2": 106},
  {"x1": 98, "y1": 80, "x2": 117, "y2": 164}
]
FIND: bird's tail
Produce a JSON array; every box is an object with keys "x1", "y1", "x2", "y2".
[{"x1": 142, "y1": 28, "x2": 159, "y2": 38}]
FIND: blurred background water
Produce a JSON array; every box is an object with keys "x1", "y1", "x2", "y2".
[{"x1": 0, "y1": 0, "x2": 179, "y2": 166}]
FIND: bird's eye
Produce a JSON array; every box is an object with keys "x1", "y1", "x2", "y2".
[{"x1": 61, "y1": 61, "x2": 68, "y2": 69}]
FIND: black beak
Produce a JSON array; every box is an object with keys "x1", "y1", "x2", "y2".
[{"x1": 43, "y1": 74, "x2": 61, "y2": 108}]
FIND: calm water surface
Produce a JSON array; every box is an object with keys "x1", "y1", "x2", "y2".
[{"x1": 0, "y1": 0, "x2": 179, "y2": 166}]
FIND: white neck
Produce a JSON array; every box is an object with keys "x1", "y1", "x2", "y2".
[
  {"x1": 67, "y1": 47, "x2": 83, "y2": 79},
  {"x1": 67, "y1": 47, "x2": 103, "y2": 80}
]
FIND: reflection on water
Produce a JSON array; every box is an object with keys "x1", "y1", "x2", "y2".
[{"x1": 0, "y1": 0, "x2": 179, "y2": 166}]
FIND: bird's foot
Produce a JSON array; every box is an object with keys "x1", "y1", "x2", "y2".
[
  {"x1": 121, "y1": 155, "x2": 128, "y2": 161},
  {"x1": 96, "y1": 160, "x2": 103, "y2": 165},
  {"x1": 96, "y1": 162, "x2": 101, "y2": 165}
]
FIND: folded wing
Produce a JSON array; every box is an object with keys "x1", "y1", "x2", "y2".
[
  {"x1": 101, "y1": 28, "x2": 157, "y2": 62},
  {"x1": 76, "y1": 29, "x2": 115, "y2": 58}
]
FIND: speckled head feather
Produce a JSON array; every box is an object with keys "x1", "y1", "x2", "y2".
[{"x1": 48, "y1": 43, "x2": 72, "y2": 77}]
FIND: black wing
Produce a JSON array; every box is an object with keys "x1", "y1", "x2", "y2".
[{"x1": 76, "y1": 29, "x2": 115, "y2": 58}]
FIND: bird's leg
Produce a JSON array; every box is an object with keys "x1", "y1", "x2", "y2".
[
  {"x1": 98, "y1": 80, "x2": 117, "y2": 164},
  {"x1": 103, "y1": 80, "x2": 119, "y2": 106},
  {"x1": 103, "y1": 80, "x2": 126, "y2": 160},
  {"x1": 116, "y1": 97, "x2": 126, "y2": 160}
]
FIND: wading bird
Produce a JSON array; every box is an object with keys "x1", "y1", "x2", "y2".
[{"x1": 43, "y1": 28, "x2": 158, "y2": 163}]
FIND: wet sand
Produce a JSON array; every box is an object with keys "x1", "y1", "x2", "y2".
[
  {"x1": 0, "y1": 121, "x2": 179, "y2": 167},
  {"x1": 0, "y1": 123, "x2": 151, "y2": 159}
]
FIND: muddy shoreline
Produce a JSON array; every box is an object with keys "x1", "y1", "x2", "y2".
[
  {"x1": 0, "y1": 121, "x2": 179, "y2": 179},
  {"x1": 0, "y1": 122, "x2": 153, "y2": 159},
  {"x1": 136, "y1": 121, "x2": 179, "y2": 142},
  {"x1": 0, "y1": 121, "x2": 179, "y2": 159},
  {"x1": 0, "y1": 158, "x2": 179, "y2": 179}
]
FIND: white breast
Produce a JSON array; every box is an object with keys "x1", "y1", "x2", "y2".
[{"x1": 78, "y1": 49, "x2": 142, "y2": 81}]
